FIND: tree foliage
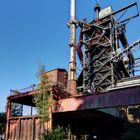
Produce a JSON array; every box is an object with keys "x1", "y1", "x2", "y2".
[
  {"x1": 33, "y1": 65, "x2": 72, "y2": 140},
  {"x1": 33, "y1": 65, "x2": 51, "y2": 140},
  {"x1": 11, "y1": 103, "x2": 22, "y2": 117},
  {"x1": 47, "y1": 126, "x2": 65, "y2": 140},
  {"x1": 129, "y1": 106, "x2": 140, "y2": 121},
  {"x1": 119, "y1": 122, "x2": 140, "y2": 140},
  {"x1": 45, "y1": 125, "x2": 71, "y2": 140},
  {"x1": 6, "y1": 91, "x2": 23, "y2": 117},
  {"x1": 0, "y1": 112, "x2": 6, "y2": 134},
  {"x1": 33, "y1": 64, "x2": 50, "y2": 123}
]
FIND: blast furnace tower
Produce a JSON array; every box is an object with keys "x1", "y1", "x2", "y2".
[{"x1": 77, "y1": 2, "x2": 139, "y2": 93}]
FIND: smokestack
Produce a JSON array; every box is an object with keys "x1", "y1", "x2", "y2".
[
  {"x1": 94, "y1": 4, "x2": 101, "y2": 19},
  {"x1": 67, "y1": 0, "x2": 77, "y2": 95}
]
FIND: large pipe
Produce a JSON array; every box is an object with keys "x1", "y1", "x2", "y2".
[
  {"x1": 70, "y1": 0, "x2": 75, "y2": 19},
  {"x1": 119, "y1": 31, "x2": 129, "y2": 48},
  {"x1": 76, "y1": 30, "x2": 83, "y2": 64},
  {"x1": 67, "y1": 0, "x2": 77, "y2": 95},
  {"x1": 94, "y1": 4, "x2": 101, "y2": 19},
  {"x1": 119, "y1": 31, "x2": 135, "y2": 73}
]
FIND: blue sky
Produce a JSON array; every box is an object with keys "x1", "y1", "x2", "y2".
[{"x1": 0, "y1": 0, "x2": 140, "y2": 112}]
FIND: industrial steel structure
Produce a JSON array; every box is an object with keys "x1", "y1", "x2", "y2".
[
  {"x1": 5, "y1": 1, "x2": 140, "y2": 140},
  {"x1": 77, "y1": 2, "x2": 139, "y2": 93}
]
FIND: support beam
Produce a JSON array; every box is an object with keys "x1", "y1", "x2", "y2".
[
  {"x1": 54, "y1": 86, "x2": 140, "y2": 112},
  {"x1": 8, "y1": 85, "x2": 140, "y2": 113},
  {"x1": 5, "y1": 101, "x2": 11, "y2": 140}
]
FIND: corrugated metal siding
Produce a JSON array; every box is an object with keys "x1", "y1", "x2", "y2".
[{"x1": 8, "y1": 117, "x2": 41, "y2": 140}]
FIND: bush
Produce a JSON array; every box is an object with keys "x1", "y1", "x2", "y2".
[
  {"x1": 44, "y1": 125, "x2": 71, "y2": 140},
  {"x1": 119, "y1": 122, "x2": 140, "y2": 140}
]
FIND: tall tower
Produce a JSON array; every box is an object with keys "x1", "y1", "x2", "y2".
[
  {"x1": 76, "y1": 2, "x2": 138, "y2": 93},
  {"x1": 67, "y1": 0, "x2": 77, "y2": 95}
]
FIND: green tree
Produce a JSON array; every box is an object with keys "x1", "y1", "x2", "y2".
[
  {"x1": 45, "y1": 125, "x2": 72, "y2": 140},
  {"x1": 33, "y1": 65, "x2": 72, "y2": 140},
  {"x1": 119, "y1": 122, "x2": 140, "y2": 140},
  {"x1": 7, "y1": 91, "x2": 23, "y2": 117},
  {"x1": 0, "y1": 112, "x2": 6, "y2": 135},
  {"x1": 11, "y1": 103, "x2": 22, "y2": 117},
  {"x1": 33, "y1": 65, "x2": 51, "y2": 139},
  {"x1": 129, "y1": 106, "x2": 140, "y2": 122}
]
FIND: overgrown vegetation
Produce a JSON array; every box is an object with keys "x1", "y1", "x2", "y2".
[
  {"x1": 45, "y1": 125, "x2": 72, "y2": 140},
  {"x1": 33, "y1": 65, "x2": 50, "y2": 124},
  {"x1": 7, "y1": 91, "x2": 23, "y2": 117},
  {"x1": 118, "y1": 106, "x2": 140, "y2": 140},
  {"x1": 33, "y1": 65, "x2": 51, "y2": 139},
  {"x1": 33, "y1": 65, "x2": 72, "y2": 140},
  {"x1": 0, "y1": 112, "x2": 6, "y2": 135},
  {"x1": 119, "y1": 122, "x2": 140, "y2": 140},
  {"x1": 129, "y1": 106, "x2": 140, "y2": 122},
  {"x1": 11, "y1": 103, "x2": 22, "y2": 117}
]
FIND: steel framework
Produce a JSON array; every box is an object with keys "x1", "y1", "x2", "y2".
[{"x1": 76, "y1": 2, "x2": 139, "y2": 93}]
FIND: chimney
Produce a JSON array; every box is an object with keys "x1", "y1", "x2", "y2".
[
  {"x1": 94, "y1": 3, "x2": 101, "y2": 19},
  {"x1": 67, "y1": 0, "x2": 77, "y2": 95}
]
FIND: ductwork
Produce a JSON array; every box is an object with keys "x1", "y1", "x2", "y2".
[
  {"x1": 76, "y1": 30, "x2": 83, "y2": 65},
  {"x1": 119, "y1": 31, "x2": 135, "y2": 65}
]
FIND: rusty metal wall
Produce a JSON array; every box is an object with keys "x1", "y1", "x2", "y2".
[
  {"x1": 58, "y1": 70, "x2": 68, "y2": 87},
  {"x1": 46, "y1": 69, "x2": 57, "y2": 85},
  {"x1": 46, "y1": 69, "x2": 67, "y2": 86},
  {"x1": 54, "y1": 86, "x2": 140, "y2": 113},
  {"x1": 8, "y1": 117, "x2": 41, "y2": 140}
]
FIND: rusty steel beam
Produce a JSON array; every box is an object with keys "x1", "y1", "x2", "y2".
[
  {"x1": 100, "y1": 2, "x2": 138, "y2": 20},
  {"x1": 112, "y1": 2, "x2": 137, "y2": 16},
  {"x1": 5, "y1": 101, "x2": 11, "y2": 140},
  {"x1": 8, "y1": 90, "x2": 38, "y2": 100},
  {"x1": 54, "y1": 86, "x2": 140, "y2": 112},
  {"x1": 8, "y1": 85, "x2": 140, "y2": 113},
  {"x1": 7, "y1": 90, "x2": 38, "y2": 106}
]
